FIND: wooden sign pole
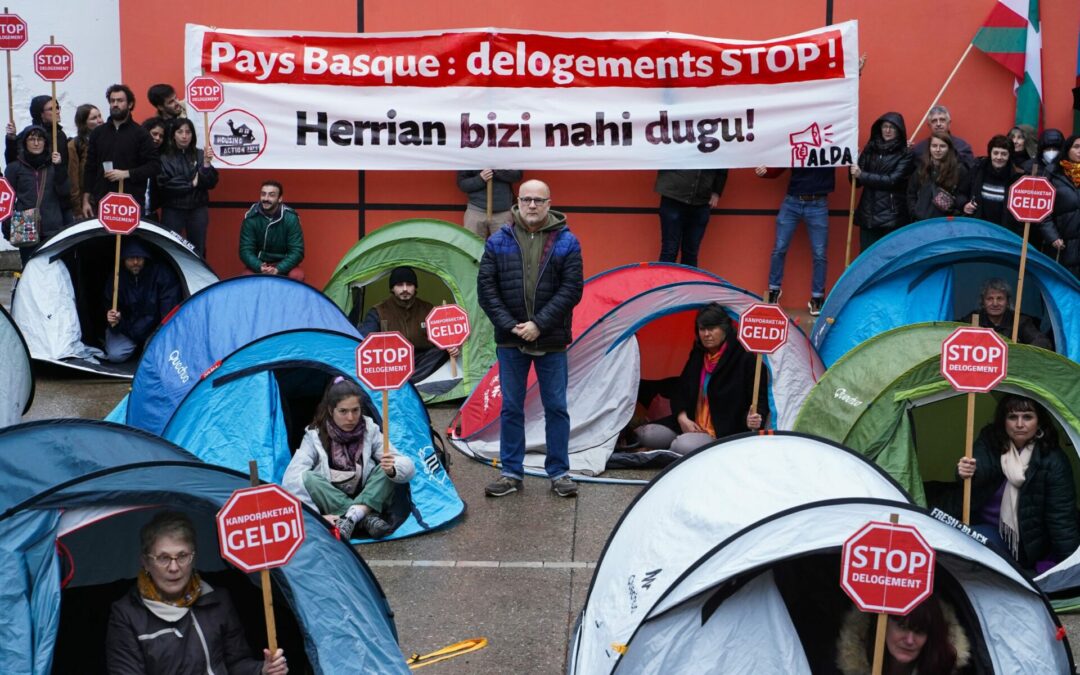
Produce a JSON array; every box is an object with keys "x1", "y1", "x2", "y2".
[
  {"x1": 869, "y1": 513, "x2": 901, "y2": 675},
  {"x1": 110, "y1": 178, "x2": 125, "y2": 312},
  {"x1": 248, "y1": 461, "x2": 278, "y2": 654},
  {"x1": 845, "y1": 175, "x2": 857, "y2": 267},
  {"x1": 4, "y1": 8, "x2": 12, "y2": 127},
  {"x1": 1012, "y1": 221, "x2": 1031, "y2": 342},
  {"x1": 961, "y1": 315, "x2": 978, "y2": 524},
  {"x1": 48, "y1": 36, "x2": 57, "y2": 154}
]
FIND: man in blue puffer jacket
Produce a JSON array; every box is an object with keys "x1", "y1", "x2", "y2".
[{"x1": 477, "y1": 179, "x2": 584, "y2": 499}]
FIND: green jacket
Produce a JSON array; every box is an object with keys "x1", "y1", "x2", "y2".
[{"x1": 238, "y1": 203, "x2": 304, "y2": 273}]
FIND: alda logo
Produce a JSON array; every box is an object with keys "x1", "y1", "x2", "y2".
[
  {"x1": 210, "y1": 108, "x2": 267, "y2": 166},
  {"x1": 789, "y1": 122, "x2": 853, "y2": 168}
]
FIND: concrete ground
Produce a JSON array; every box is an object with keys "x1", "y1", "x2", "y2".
[{"x1": 5, "y1": 272, "x2": 1080, "y2": 673}]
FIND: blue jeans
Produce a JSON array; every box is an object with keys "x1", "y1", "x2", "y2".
[
  {"x1": 497, "y1": 347, "x2": 570, "y2": 480},
  {"x1": 768, "y1": 195, "x2": 829, "y2": 297},
  {"x1": 658, "y1": 196, "x2": 711, "y2": 267}
]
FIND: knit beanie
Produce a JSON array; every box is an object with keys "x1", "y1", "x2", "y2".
[{"x1": 388, "y1": 266, "x2": 418, "y2": 289}]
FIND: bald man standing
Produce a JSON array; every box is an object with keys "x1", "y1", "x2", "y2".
[{"x1": 477, "y1": 179, "x2": 584, "y2": 498}]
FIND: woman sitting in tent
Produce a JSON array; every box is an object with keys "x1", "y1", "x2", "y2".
[
  {"x1": 282, "y1": 377, "x2": 414, "y2": 540},
  {"x1": 907, "y1": 132, "x2": 969, "y2": 223},
  {"x1": 105, "y1": 511, "x2": 288, "y2": 673},
  {"x1": 955, "y1": 278, "x2": 1051, "y2": 350},
  {"x1": 956, "y1": 395, "x2": 1080, "y2": 572},
  {"x1": 634, "y1": 303, "x2": 767, "y2": 455},
  {"x1": 835, "y1": 595, "x2": 970, "y2": 674}
]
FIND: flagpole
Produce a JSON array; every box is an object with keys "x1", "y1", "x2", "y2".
[{"x1": 911, "y1": 43, "x2": 974, "y2": 142}]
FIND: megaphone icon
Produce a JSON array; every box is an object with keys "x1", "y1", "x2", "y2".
[{"x1": 790, "y1": 123, "x2": 823, "y2": 166}]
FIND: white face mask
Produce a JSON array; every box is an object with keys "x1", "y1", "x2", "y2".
[{"x1": 1043, "y1": 149, "x2": 1060, "y2": 163}]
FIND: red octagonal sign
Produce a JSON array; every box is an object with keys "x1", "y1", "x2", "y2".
[
  {"x1": 941, "y1": 327, "x2": 1008, "y2": 393},
  {"x1": 0, "y1": 177, "x2": 15, "y2": 222},
  {"x1": 216, "y1": 484, "x2": 305, "y2": 573},
  {"x1": 98, "y1": 192, "x2": 142, "y2": 235},
  {"x1": 841, "y1": 521, "x2": 936, "y2": 615},
  {"x1": 425, "y1": 304, "x2": 471, "y2": 350},
  {"x1": 1008, "y1": 175, "x2": 1056, "y2": 224},
  {"x1": 0, "y1": 14, "x2": 28, "y2": 51},
  {"x1": 187, "y1": 75, "x2": 225, "y2": 113},
  {"x1": 356, "y1": 331, "x2": 414, "y2": 390},
  {"x1": 737, "y1": 303, "x2": 789, "y2": 354},
  {"x1": 33, "y1": 43, "x2": 74, "y2": 82}
]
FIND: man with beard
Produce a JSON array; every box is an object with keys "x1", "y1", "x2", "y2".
[
  {"x1": 81, "y1": 84, "x2": 160, "y2": 218},
  {"x1": 360, "y1": 266, "x2": 460, "y2": 382},
  {"x1": 239, "y1": 180, "x2": 305, "y2": 281},
  {"x1": 147, "y1": 83, "x2": 186, "y2": 121},
  {"x1": 102, "y1": 238, "x2": 181, "y2": 363}
]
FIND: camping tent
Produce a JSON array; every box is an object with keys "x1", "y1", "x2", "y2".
[
  {"x1": 450, "y1": 264, "x2": 823, "y2": 481},
  {"x1": 10, "y1": 220, "x2": 217, "y2": 377},
  {"x1": 323, "y1": 218, "x2": 495, "y2": 403},
  {"x1": 809, "y1": 217, "x2": 1080, "y2": 366},
  {"x1": 793, "y1": 322, "x2": 1080, "y2": 596},
  {"x1": 161, "y1": 329, "x2": 464, "y2": 542},
  {"x1": 0, "y1": 419, "x2": 408, "y2": 675},
  {"x1": 569, "y1": 433, "x2": 1073, "y2": 674},
  {"x1": 0, "y1": 303, "x2": 33, "y2": 427},
  {"x1": 113, "y1": 274, "x2": 360, "y2": 434}
]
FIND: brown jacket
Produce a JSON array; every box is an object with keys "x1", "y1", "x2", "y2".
[{"x1": 362, "y1": 296, "x2": 435, "y2": 350}]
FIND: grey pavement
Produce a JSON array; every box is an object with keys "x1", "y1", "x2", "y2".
[{"x1": 7, "y1": 271, "x2": 1080, "y2": 673}]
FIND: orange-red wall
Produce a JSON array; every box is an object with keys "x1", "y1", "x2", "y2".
[{"x1": 117, "y1": 0, "x2": 1080, "y2": 298}]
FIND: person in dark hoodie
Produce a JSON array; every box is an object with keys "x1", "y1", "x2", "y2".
[
  {"x1": 477, "y1": 178, "x2": 583, "y2": 499},
  {"x1": 962, "y1": 135, "x2": 1024, "y2": 236},
  {"x1": 2, "y1": 125, "x2": 69, "y2": 265},
  {"x1": 1041, "y1": 134, "x2": 1080, "y2": 278},
  {"x1": 851, "y1": 111, "x2": 914, "y2": 251},
  {"x1": 1022, "y1": 127, "x2": 1065, "y2": 177},
  {"x1": 102, "y1": 237, "x2": 181, "y2": 362}
]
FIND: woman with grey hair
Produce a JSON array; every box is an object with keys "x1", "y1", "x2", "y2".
[{"x1": 956, "y1": 278, "x2": 1051, "y2": 349}]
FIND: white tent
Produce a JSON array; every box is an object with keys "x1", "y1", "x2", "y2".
[
  {"x1": 569, "y1": 433, "x2": 1073, "y2": 674},
  {"x1": 11, "y1": 220, "x2": 217, "y2": 377},
  {"x1": 0, "y1": 304, "x2": 33, "y2": 427}
]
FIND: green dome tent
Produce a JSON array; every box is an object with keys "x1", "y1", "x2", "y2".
[
  {"x1": 793, "y1": 322, "x2": 1080, "y2": 598},
  {"x1": 324, "y1": 219, "x2": 495, "y2": 403}
]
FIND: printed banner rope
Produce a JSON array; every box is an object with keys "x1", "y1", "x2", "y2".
[{"x1": 184, "y1": 22, "x2": 859, "y2": 170}]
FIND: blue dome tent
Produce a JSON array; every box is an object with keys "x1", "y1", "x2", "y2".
[
  {"x1": 0, "y1": 420, "x2": 408, "y2": 675},
  {"x1": 111, "y1": 275, "x2": 360, "y2": 433},
  {"x1": 161, "y1": 329, "x2": 464, "y2": 542},
  {"x1": 811, "y1": 218, "x2": 1080, "y2": 366}
]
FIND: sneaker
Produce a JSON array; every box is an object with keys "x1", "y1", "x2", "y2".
[
  {"x1": 808, "y1": 296, "x2": 824, "y2": 316},
  {"x1": 767, "y1": 288, "x2": 782, "y2": 304},
  {"x1": 336, "y1": 514, "x2": 359, "y2": 541},
  {"x1": 485, "y1": 476, "x2": 522, "y2": 497},
  {"x1": 361, "y1": 513, "x2": 393, "y2": 539},
  {"x1": 551, "y1": 475, "x2": 579, "y2": 498}
]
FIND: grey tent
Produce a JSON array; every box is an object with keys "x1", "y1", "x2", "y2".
[{"x1": 0, "y1": 303, "x2": 32, "y2": 427}]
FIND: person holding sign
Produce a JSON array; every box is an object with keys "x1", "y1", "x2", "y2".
[
  {"x1": 634, "y1": 303, "x2": 767, "y2": 455},
  {"x1": 282, "y1": 377, "x2": 414, "y2": 540},
  {"x1": 954, "y1": 395, "x2": 1080, "y2": 571},
  {"x1": 105, "y1": 511, "x2": 288, "y2": 674},
  {"x1": 158, "y1": 118, "x2": 218, "y2": 257},
  {"x1": 3, "y1": 125, "x2": 68, "y2": 264},
  {"x1": 1039, "y1": 134, "x2": 1080, "y2": 278},
  {"x1": 4, "y1": 94, "x2": 69, "y2": 167},
  {"x1": 102, "y1": 238, "x2": 180, "y2": 362},
  {"x1": 835, "y1": 595, "x2": 969, "y2": 675}
]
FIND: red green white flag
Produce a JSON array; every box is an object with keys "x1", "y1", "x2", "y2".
[{"x1": 972, "y1": 0, "x2": 1042, "y2": 128}]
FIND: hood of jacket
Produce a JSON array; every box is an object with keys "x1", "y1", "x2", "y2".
[
  {"x1": 867, "y1": 112, "x2": 908, "y2": 151},
  {"x1": 1038, "y1": 128, "x2": 1065, "y2": 153},
  {"x1": 835, "y1": 604, "x2": 971, "y2": 674},
  {"x1": 510, "y1": 205, "x2": 567, "y2": 233}
]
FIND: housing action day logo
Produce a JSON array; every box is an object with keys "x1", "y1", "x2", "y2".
[{"x1": 210, "y1": 109, "x2": 267, "y2": 166}]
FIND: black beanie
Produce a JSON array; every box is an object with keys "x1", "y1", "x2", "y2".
[
  {"x1": 388, "y1": 266, "x2": 418, "y2": 289},
  {"x1": 29, "y1": 95, "x2": 51, "y2": 124}
]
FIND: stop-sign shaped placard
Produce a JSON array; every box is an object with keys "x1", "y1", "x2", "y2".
[
  {"x1": 0, "y1": 14, "x2": 28, "y2": 51},
  {"x1": 216, "y1": 484, "x2": 305, "y2": 573},
  {"x1": 1008, "y1": 175, "x2": 1056, "y2": 224},
  {"x1": 98, "y1": 192, "x2": 142, "y2": 235},
  {"x1": 356, "y1": 331, "x2": 415, "y2": 390},
  {"x1": 425, "y1": 304, "x2": 471, "y2": 350},
  {"x1": 0, "y1": 177, "x2": 15, "y2": 222},
  {"x1": 186, "y1": 75, "x2": 224, "y2": 113},
  {"x1": 841, "y1": 520, "x2": 936, "y2": 615},
  {"x1": 737, "y1": 303, "x2": 789, "y2": 354},
  {"x1": 33, "y1": 43, "x2": 73, "y2": 82},
  {"x1": 941, "y1": 327, "x2": 1008, "y2": 393}
]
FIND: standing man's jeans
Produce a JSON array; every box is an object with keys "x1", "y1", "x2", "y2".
[
  {"x1": 496, "y1": 347, "x2": 570, "y2": 480},
  {"x1": 658, "y1": 196, "x2": 711, "y2": 267},
  {"x1": 767, "y1": 195, "x2": 829, "y2": 296}
]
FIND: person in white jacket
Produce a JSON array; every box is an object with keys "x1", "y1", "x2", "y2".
[{"x1": 282, "y1": 377, "x2": 414, "y2": 540}]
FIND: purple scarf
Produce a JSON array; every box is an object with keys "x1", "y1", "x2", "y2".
[{"x1": 326, "y1": 418, "x2": 366, "y2": 471}]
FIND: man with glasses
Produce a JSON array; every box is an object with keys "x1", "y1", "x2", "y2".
[
  {"x1": 477, "y1": 179, "x2": 584, "y2": 498},
  {"x1": 910, "y1": 105, "x2": 975, "y2": 168},
  {"x1": 106, "y1": 510, "x2": 288, "y2": 673}
]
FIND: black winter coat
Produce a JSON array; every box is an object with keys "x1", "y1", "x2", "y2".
[
  {"x1": 907, "y1": 162, "x2": 970, "y2": 222},
  {"x1": 158, "y1": 149, "x2": 219, "y2": 210},
  {"x1": 103, "y1": 259, "x2": 181, "y2": 345},
  {"x1": 1039, "y1": 171, "x2": 1080, "y2": 270},
  {"x1": 4, "y1": 157, "x2": 70, "y2": 240},
  {"x1": 477, "y1": 215, "x2": 583, "y2": 350},
  {"x1": 967, "y1": 157, "x2": 1024, "y2": 235},
  {"x1": 853, "y1": 112, "x2": 914, "y2": 230},
  {"x1": 966, "y1": 426, "x2": 1080, "y2": 567},
  {"x1": 106, "y1": 584, "x2": 263, "y2": 675},
  {"x1": 669, "y1": 339, "x2": 769, "y2": 439}
]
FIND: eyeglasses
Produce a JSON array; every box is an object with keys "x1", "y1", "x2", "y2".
[
  {"x1": 146, "y1": 551, "x2": 195, "y2": 568},
  {"x1": 518, "y1": 197, "x2": 550, "y2": 205}
]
